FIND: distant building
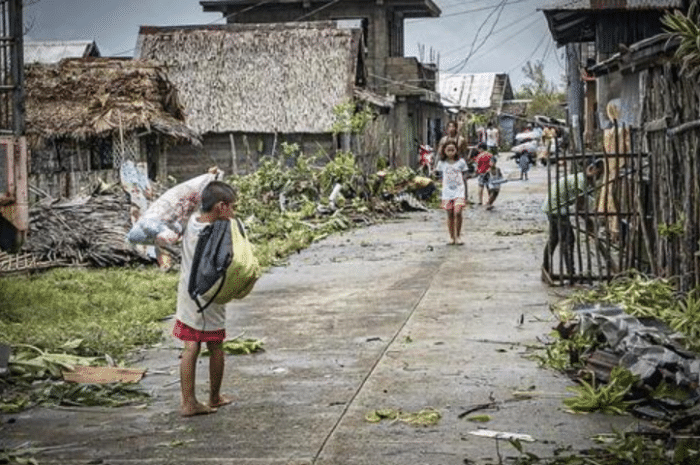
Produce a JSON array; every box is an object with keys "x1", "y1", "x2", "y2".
[
  {"x1": 195, "y1": 0, "x2": 446, "y2": 168},
  {"x1": 439, "y1": 73, "x2": 513, "y2": 114},
  {"x1": 24, "y1": 40, "x2": 100, "y2": 64}
]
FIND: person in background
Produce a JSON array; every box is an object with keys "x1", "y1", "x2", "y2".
[
  {"x1": 486, "y1": 122, "x2": 499, "y2": 156},
  {"x1": 434, "y1": 120, "x2": 467, "y2": 172},
  {"x1": 542, "y1": 160, "x2": 604, "y2": 281},
  {"x1": 485, "y1": 158, "x2": 506, "y2": 211},
  {"x1": 517, "y1": 150, "x2": 530, "y2": 181},
  {"x1": 173, "y1": 181, "x2": 237, "y2": 417},
  {"x1": 436, "y1": 141, "x2": 469, "y2": 245},
  {"x1": 474, "y1": 143, "x2": 494, "y2": 206}
]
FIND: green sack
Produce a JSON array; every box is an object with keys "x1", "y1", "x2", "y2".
[{"x1": 201, "y1": 218, "x2": 261, "y2": 304}]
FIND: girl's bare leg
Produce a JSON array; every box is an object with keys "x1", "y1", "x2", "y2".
[
  {"x1": 446, "y1": 211, "x2": 456, "y2": 244},
  {"x1": 455, "y1": 211, "x2": 464, "y2": 244}
]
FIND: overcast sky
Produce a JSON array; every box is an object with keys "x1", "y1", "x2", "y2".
[{"x1": 25, "y1": 0, "x2": 563, "y2": 91}]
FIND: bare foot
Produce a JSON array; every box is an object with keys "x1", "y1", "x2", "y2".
[
  {"x1": 181, "y1": 402, "x2": 217, "y2": 417},
  {"x1": 455, "y1": 240, "x2": 464, "y2": 245},
  {"x1": 209, "y1": 394, "x2": 235, "y2": 409}
]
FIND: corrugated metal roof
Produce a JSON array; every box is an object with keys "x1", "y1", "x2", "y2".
[
  {"x1": 541, "y1": 0, "x2": 682, "y2": 10},
  {"x1": 438, "y1": 73, "x2": 496, "y2": 109},
  {"x1": 24, "y1": 40, "x2": 100, "y2": 64}
]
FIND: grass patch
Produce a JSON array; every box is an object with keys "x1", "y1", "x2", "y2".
[{"x1": 0, "y1": 266, "x2": 177, "y2": 360}]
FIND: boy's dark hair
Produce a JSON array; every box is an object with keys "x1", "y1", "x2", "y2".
[
  {"x1": 478, "y1": 142, "x2": 487, "y2": 151},
  {"x1": 201, "y1": 181, "x2": 237, "y2": 212}
]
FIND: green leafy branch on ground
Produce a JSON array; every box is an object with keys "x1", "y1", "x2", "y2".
[
  {"x1": 562, "y1": 366, "x2": 638, "y2": 415},
  {"x1": 364, "y1": 407, "x2": 441, "y2": 426},
  {"x1": 523, "y1": 272, "x2": 700, "y2": 463},
  {"x1": 229, "y1": 150, "x2": 426, "y2": 268},
  {"x1": 508, "y1": 429, "x2": 700, "y2": 464}
]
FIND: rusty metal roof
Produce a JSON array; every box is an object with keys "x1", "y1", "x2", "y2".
[{"x1": 540, "y1": 0, "x2": 683, "y2": 10}]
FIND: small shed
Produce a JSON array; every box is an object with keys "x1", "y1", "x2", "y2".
[
  {"x1": 25, "y1": 58, "x2": 200, "y2": 200},
  {"x1": 24, "y1": 39, "x2": 100, "y2": 64},
  {"x1": 136, "y1": 22, "x2": 389, "y2": 180}
]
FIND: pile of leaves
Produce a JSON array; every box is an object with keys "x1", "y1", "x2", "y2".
[
  {"x1": 228, "y1": 144, "x2": 431, "y2": 268},
  {"x1": 524, "y1": 272, "x2": 700, "y2": 463},
  {"x1": 1, "y1": 342, "x2": 150, "y2": 413}
]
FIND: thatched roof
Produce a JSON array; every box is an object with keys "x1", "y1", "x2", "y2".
[
  {"x1": 25, "y1": 58, "x2": 200, "y2": 146},
  {"x1": 136, "y1": 22, "x2": 363, "y2": 134}
]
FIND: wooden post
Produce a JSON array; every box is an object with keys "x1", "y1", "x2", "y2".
[
  {"x1": 229, "y1": 133, "x2": 237, "y2": 175},
  {"x1": 243, "y1": 134, "x2": 251, "y2": 173}
]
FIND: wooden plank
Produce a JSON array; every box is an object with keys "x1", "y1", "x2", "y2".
[
  {"x1": 62, "y1": 366, "x2": 146, "y2": 384},
  {"x1": 644, "y1": 116, "x2": 670, "y2": 132}
]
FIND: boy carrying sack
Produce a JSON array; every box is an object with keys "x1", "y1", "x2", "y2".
[{"x1": 172, "y1": 180, "x2": 259, "y2": 417}]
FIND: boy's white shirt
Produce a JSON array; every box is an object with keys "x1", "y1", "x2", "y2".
[{"x1": 175, "y1": 213, "x2": 226, "y2": 332}]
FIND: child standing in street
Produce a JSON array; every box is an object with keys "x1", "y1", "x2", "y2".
[
  {"x1": 518, "y1": 151, "x2": 530, "y2": 180},
  {"x1": 173, "y1": 180, "x2": 237, "y2": 417},
  {"x1": 485, "y1": 159, "x2": 507, "y2": 210},
  {"x1": 436, "y1": 141, "x2": 469, "y2": 245},
  {"x1": 474, "y1": 143, "x2": 494, "y2": 205}
]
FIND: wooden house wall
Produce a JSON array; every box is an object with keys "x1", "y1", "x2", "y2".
[
  {"x1": 28, "y1": 132, "x2": 167, "y2": 200},
  {"x1": 640, "y1": 62, "x2": 700, "y2": 291},
  {"x1": 166, "y1": 132, "x2": 335, "y2": 182}
]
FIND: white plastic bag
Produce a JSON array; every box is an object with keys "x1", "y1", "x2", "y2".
[{"x1": 126, "y1": 169, "x2": 224, "y2": 246}]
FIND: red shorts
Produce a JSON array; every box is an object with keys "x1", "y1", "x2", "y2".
[
  {"x1": 173, "y1": 319, "x2": 226, "y2": 343},
  {"x1": 441, "y1": 198, "x2": 466, "y2": 213}
]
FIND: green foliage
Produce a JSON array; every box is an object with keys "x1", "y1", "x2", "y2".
[
  {"x1": 201, "y1": 338, "x2": 265, "y2": 356},
  {"x1": 364, "y1": 407, "x2": 441, "y2": 426},
  {"x1": 662, "y1": 1, "x2": 700, "y2": 78},
  {"x1": 228, "y1": 148, "x2": 420, "y2": 268},
  {"x1": 511, "y1": 429, "x2": 700, "y2": 464},
  {"x1": 515, "y1": 60, "x2": 566, "y2": 120},
  {"x1": 551, "y1": 271, "x2": 677, "y2": 320},
  {"x1": 550, "y1": 271, "x2": 700, "y2": 352},
  {"x1": 330, "y1": 100, "x2": 375, "y2": 135},
  {"x1": 530, "y1": 330, "x2": 597, "y2": 372},
  {"x1": 562, "y1": 366, "x2": 638, "y2": 414},
  {"x1": 0, "y1": 267, "x2": 177, "y2": 359},
  {"x1": 658, "y1": 213, "x2": 686, "y2": 237},
  {"x1": 38, "y1": 381, "x2": 150, "y2": 408}
]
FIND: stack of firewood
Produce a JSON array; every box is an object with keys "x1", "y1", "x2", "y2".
[{"x1": 22, "y1": 190, "x2": 155, "y2": 268}]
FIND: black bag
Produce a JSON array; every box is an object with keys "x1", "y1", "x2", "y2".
[{"x1": 188, "y1": 219, "x2": 233, "y2": 312}]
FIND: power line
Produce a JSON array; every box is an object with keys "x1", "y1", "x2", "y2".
[
  {"x1": 443, "y1": 0, "x2": 509, "y2": 74},
  {"x1": 407, "y1": 0, "x2": 533, "y2": 23},
  {"x1": 507, "y1": 32, "x2": 547, "y2": 75},
  {"x1": 439, "y1": 15, "x2": 541, "y2": 72}
]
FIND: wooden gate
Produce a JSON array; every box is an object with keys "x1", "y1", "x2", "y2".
[{"x1": 543, "y1": 125, "x2": 652, "y2": 286}]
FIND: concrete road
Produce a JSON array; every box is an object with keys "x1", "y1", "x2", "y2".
[{"x1": 1, "y1": 163, "x2": 643, "y2": 464}]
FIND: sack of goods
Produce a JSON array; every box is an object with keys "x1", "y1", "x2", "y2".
[
  {"x1": 126, "y1": 171, "x2": 222, "y2": 247},
  {"x1": 188, "y1": 218, "x2": 261, "y2": 311}
]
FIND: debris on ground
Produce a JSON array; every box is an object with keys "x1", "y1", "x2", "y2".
[
  {"x1": 364, "y1": 407, "x2": 441, "y2": 426},
  {"x1": 5, "y1": 153, "x2": 437, "y2": 275},
  {"x1": 530, "y1": 272, "x2": 700, "y2": 461}
]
